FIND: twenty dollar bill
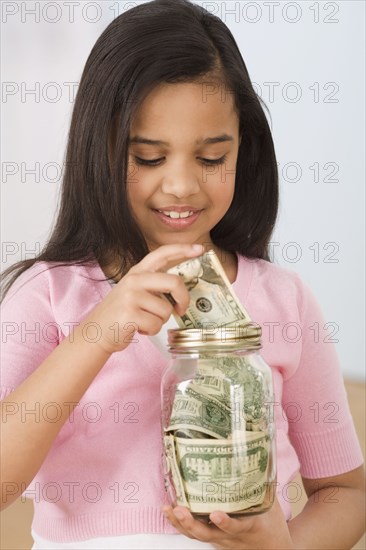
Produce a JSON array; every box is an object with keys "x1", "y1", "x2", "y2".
[
  {"x1": 164, "y1": 249, "x2": 252, "y2": 329},
  {"x1": 163, "y1": 432, "x2": 270, "y2": 513}
]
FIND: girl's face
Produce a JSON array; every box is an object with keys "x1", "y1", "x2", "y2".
[{"x1": 127, "y1": 81, "x2": 241, "y2": 252}]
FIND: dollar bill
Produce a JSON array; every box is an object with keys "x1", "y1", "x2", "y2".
[
  {"x1": 164, "y1": 249, "x2": 252, "y2": 329},
  {"x1": 167, "y1": 385, "x2": 234, "y2": 439},
  {"x1": 197, "y1": 356, "x2": 272, "y2": 430},
  {"x1": 172, "y1": 433, "x2": 270, "y2": 513},
  {"x1": 174, "y1": 429, "x2": 214, "y2": 439},
  {"x1": 166, "y1": 356, "x2": 271, "y2": 439},
  {"x1": 163, "y1": 434, "x2": 188, "y2": 507}
]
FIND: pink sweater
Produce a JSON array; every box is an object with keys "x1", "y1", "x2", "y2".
[{"x1": 1, "y1": 254, "x2": 363, "y2": 542}]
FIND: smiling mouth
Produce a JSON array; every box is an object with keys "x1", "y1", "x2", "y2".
[
  {"x1": 154, "y1": 210, "x2": 199, "y2": 219},
  {"x1": 152, "y1": 209, "x2": 203, "y2": 228}
]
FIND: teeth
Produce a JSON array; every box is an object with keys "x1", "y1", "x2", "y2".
[{"x1": 159, "y1": 210, "x2": 194, "y2": 219}]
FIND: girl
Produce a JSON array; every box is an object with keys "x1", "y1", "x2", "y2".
[{"x1": 1, "y1": 1, "x2": 364, "y2": 548}]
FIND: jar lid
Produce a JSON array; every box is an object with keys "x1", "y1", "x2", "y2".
[{"x1": 167, "y1": 322, "x2": 262, "y2": 352}]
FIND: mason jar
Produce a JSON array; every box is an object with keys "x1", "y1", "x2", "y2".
[{"x1": 161, "y1": 323, "x2": 276, "y2": 520}]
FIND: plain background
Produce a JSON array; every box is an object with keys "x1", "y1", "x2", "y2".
[{"x1": 1, "y1": 1, "x2": 365, "y2": 382}]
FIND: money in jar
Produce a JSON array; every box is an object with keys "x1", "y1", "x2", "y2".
[{"x1": 161, "y1": 323, "x2": 276, "y2": 519}]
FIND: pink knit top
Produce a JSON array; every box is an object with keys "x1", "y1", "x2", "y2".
[{"x1": 1, "y1": 254, "x2": 363, "y2": 542}]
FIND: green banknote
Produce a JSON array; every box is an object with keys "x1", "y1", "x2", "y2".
[
  {"x1": 167, "y1": 356, "x2": 271, "y2": 438},
  {"x1": 164, "y1": 433, "x2": 270, "y2": 514},
  {"x1": 164, "y1": 249, "x2": 252, "y2": 329},
  {"x1": 167, "y1": 384, "x2": 233, "y2": 439}
]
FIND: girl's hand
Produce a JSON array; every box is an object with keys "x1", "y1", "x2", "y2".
[
  {"x1": 162, "y1": 497, "x2": 294, "y2": 550},
  {"x1": 85, "y1": 243, "x2": 204, "y2": 355}
]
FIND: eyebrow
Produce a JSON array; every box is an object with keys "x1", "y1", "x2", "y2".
[{"x1": 128, "y1": 134, "x2": 234, "y2": 146}]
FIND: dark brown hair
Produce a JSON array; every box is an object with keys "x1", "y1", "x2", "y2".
[{"x1": 1, "y1": 0, "x2": 278, "y2": 301}]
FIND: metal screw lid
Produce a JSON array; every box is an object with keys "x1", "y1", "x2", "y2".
[{"x1": 167, "y1": 322, "x2": 262, "y2": 352}]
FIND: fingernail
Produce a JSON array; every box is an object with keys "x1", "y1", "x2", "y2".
[
  {"x1": 210, "y1": 513, "x2": 223, "y2": 524},
  {"x1": 191, "y1": 244, "x2": 203, "y2": 252},
  {"x1": 174, "y1": 509, "x2": 185, "y2": 520}
]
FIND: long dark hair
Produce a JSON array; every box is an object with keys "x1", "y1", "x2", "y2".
[{"x1": 1, "y1": 0, "x2": 278, "y2": 302}]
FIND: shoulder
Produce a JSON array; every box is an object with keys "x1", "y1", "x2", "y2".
[
  {"x1": 2, "y1": 261, "x2": 53, "y2": 308},
  {"x1": 2, "y1": 260, "x2": 106, "y2": 315},
  {"x1": 3, "y1": 261, "x2": 91, "y2": 298}
]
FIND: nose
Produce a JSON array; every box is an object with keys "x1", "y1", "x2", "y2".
[{"x1": 161, "y1": 164, "x2": 200, "y2": 198}]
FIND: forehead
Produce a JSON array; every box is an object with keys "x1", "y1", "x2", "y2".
[{"x1": 130, "y1": 82, "x2": 239, "y2": 135}]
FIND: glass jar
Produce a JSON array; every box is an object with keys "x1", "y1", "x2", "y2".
[{"x1": 161, "y1": 323, "x2": 276, "y2": 519}]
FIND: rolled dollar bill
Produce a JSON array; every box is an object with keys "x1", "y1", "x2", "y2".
[
  {"x1": 163, "y1": 434, "x2": 188, "y2": 507},
  {"x1": 173, "y1": 429, "x2": 214, "y2": 439},
  {"x1": 166, "y1": 356, "x2": 270, "y2": 439},
  {"x1": 167, "y1": 384, "x2": 233, "y2": 439},
  {"x1": 164, "y1": 249, "x2": 252, "y2": 329}
]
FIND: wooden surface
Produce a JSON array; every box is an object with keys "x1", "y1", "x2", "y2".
[{"x1": 1, "y1": 380, "x2": 365, "y2": 550}]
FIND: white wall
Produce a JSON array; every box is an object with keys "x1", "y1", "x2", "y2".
[{"x1": 1, "y1": 1, "x2": 365, "y2": 379}]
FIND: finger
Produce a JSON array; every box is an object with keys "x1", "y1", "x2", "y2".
[
  {"x1": 162, "y1": 506, "x2": 194, "y2": 539},
  {"x1": 129, "y1": 272, "x2": 191, "y2": 315},
  {"x1": 133, "y1": 290, "x2": 173, "y2": 323},
  {"x1": 166, "y1": 506, "x2": 223, "y2": 543},
  {"x1": 209, "y1": 511, "x2": 255, "y2": 535},
  {"x1": 132, "y1": 243, "x2": 204, "y2": 274}
]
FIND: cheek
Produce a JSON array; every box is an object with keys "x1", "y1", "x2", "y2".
[
  {"x1": 127, "y1": 168, "x2": 151, "y2": 207},
  {"x1": 207, "y1": 152, "x2": 237, "y2": 198},
  {"x1": 127, "y1": 155, "x2": 146, "y2": 193},
  {"x1": 210, "y1": 170, "x2": 236, "y2": 206},
  {"x1": 126, "y1": 183, "x2": 145, "y2": 219}
]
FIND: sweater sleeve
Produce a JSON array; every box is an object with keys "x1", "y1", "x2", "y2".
[
  {"x1": 282, "y1": 274, "x2": 364, "y2": 479},
  {"x1": 0, "y1": 263, "x2": 60, "y2": 401}
]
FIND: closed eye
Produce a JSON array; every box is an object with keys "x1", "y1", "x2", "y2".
[
  {"x1": 133, "y1": 157, "x2": 164, "y2": 166},
  {"x1": 201, "y1": 155, "x2": 227, "y2": 166},
  {"x1": 133, "y1": 155, "x2": 227, "y2": 167}
]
